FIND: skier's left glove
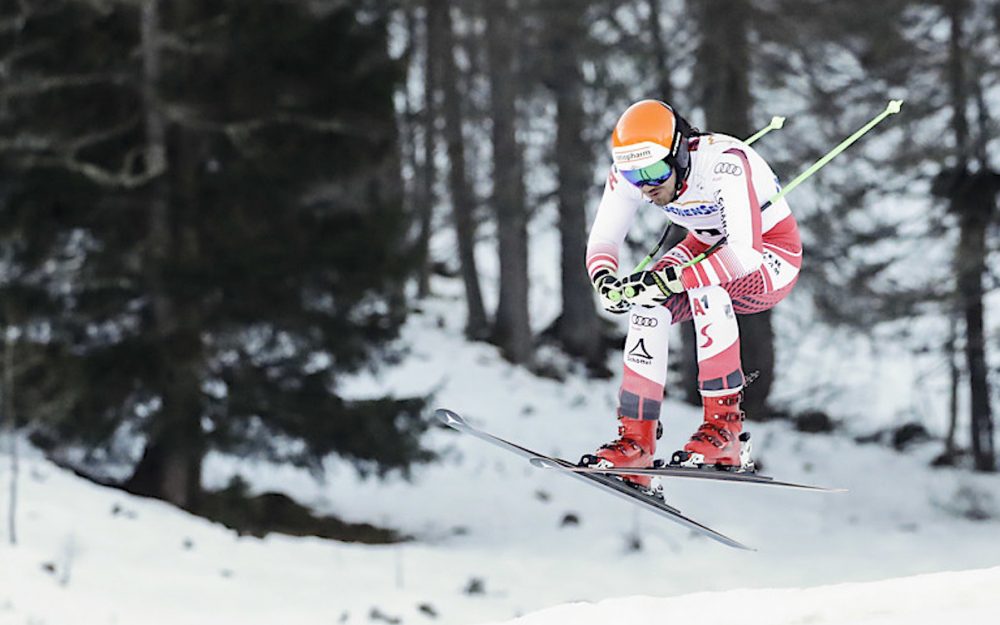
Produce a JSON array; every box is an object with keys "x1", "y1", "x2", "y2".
[
  {"x1": 592, "y1": 269, "x2": 629, "y2": 314},
  {"x1": 621, "y1": 266, "x2": 684, "y2": 307}
]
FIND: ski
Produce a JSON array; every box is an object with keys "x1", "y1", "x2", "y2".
[
  {"x1": 528, "y1": 458, "x2": 845, "y2": 493},
  {"x1": 436, "y1": 408, "x2": 753, "y2": 551}
]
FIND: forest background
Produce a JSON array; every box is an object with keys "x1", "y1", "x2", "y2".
[{"x1": 0, "y1": 0, "x2": 996, "y2": 538}]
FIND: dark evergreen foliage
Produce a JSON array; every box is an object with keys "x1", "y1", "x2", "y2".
[{"x1": 0, "y1": 0, "x2": 432, "y2": 505}]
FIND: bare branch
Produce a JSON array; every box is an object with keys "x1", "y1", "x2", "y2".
[
  {"x1": 0, "y1": 40, "x2": 57, "y2": 67},
  {"x1": 0, "y1": 116, "x2": 139, "y2": 157},
  {"x1": 10, "y1": 149, "x2": 165, "y2": 190},
  {"x1": 68, "y1": 116, "x2": 142, "y2": 151},
  {"x1": 0, "y1": 72, "x2": 131, "y2": 98},
  {"x1": 160, "y1": 101, "x2": 392, "y2": 140}
]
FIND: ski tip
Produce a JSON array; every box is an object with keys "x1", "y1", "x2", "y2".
[
  {"x1": 700, "y1": 529, "x2": 755, "y2": 551},
  {"x1": 784, "y1": 482, "x2": 848, "y2": 493},
  {"x1": 434, "y1": 408, "x2": 466, "y2": 429}
]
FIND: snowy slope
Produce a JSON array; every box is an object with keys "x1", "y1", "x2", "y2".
[
  {"x1": 2, "y1": 295, "x2": 999, "y2": 625},
  {"x1": 482, "y1": 566, "x2": 1000, "y2": 625}
]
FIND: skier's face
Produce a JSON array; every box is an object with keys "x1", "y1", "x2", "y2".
[{"x1": 637, "y1": 169, "x2": 677, "y2": 206}]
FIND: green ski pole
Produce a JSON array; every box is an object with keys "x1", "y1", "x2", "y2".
[
  {"x1": 632, "y1": 100, "x2": 903, "y2": 276},
  {"x1": 764, "y1": 100, "x2": 902, "y2": 207}
]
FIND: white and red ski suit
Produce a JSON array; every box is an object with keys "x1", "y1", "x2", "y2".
[{"x1": 586, "y1": 133, "x2": 802, "y2": 424}]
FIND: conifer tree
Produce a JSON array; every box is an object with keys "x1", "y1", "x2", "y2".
[{"x1": 0, "y1": 0, "x2": 432, "y2": 507}]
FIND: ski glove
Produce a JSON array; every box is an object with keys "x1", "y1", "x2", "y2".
[
  {"x1": 592, "y1": 269, "x2": 629, "y2": 314},
  {"x1": 621, "y1": 266, "x2": 684, "y2": 307}
]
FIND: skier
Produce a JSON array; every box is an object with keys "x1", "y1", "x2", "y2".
[{"x1": 583, "y1": 99, "x2": 802, "y2": 489}]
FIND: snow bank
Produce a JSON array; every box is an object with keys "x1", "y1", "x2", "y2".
[
  {"x1": 481, "y1": 566, "x2": 1000, "y2": 625},
  {"x1": 2, "y1": 299, "x2": 999, "y2": 625}
]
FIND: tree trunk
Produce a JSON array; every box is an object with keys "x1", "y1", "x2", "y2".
[
  {"x1": 553, "y1": 89, "x2": 600, "y2": 364},
  {"x1": 944, "y1": 316, "x2": 959, "y2": 457},
  {"x1": 645, "y1": 0, "x2": 672, "y2": 103},
  {"x1": 697, "y1": 0, "x2": 753, "y2": 133},
  {"x1": 943, "y1": 0, "x2": 995, "y2": 472},
  {"x1": 416, "y1": 0, "x2": 439, "y2": 298},
  {"x1": 946, "y1": 0, "x2": 971, "y2": 166},
  {"x1": 485, "y1": 0, "x2": 532, "y2": 364},
  {"x1": 694, "y1": 0, "x2": 773, "y2": 418},
  {"x1": 125, "y1": 0, "x2": 205, "y2": 507},
  {"x1": 4, "y1": 325, "x2": 17, "y2": 545},
  {"x1": 541, "y1": 2, "x2": 603, "y2": 366},
  {"x1": 955, "y1": 174, "x2": 996, "y2": 472},
  {"x1": 125, "y1": 365, "x2": 205, "y2": 508},
  {"x1": 398, "y1": 3, "x2": 420, "y2": 272},
  {"x1": 432, "y1": 0, "x2": 488, "y2": 337}
]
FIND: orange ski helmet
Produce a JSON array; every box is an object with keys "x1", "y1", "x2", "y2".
[{"x1": 611, "y1": 100, "x2": 693, "y2": 188}]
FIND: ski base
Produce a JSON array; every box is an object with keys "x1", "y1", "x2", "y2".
[{"x1": 529, "y1": 457, "x2": 846, "y2": 493}]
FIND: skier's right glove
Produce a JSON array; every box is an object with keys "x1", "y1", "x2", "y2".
[
  {"x1": 621, "y1": 265, "x2": 684, "y2": 307},
  {"x1": 592, "y1": 269, "x2": 629, "y2": 314}
]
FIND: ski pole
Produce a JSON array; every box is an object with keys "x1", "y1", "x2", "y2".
[
  {"x1": 631, "y1": 99, "x2": 903, "y2": 277},
  {"x1": 764, "y1": 99, "x2": 902, "y2": 207},
  {"x1": 627, "y1": 116, "x2": 787, "y2": 277}
]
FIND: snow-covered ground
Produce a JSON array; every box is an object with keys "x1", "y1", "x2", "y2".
[
  {"x1": 2, "y1": 295, "x2": 999, "y2": 625},
  {"x1": 482, "y1": 566, "x2": 1000, "y2": 625}
]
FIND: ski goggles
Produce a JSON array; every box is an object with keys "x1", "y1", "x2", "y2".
[{"x1": 620, "y1": 158, "x2": 674, "y2": 187}]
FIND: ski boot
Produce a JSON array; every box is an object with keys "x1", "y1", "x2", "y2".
[
  {"x1": 671, "y1": 391, "x2": 754, "y2": 472},
  {"x1": 581, "y1": 416, "x2": 663, "y2": 493}
]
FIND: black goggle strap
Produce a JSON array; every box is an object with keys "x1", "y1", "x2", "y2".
[{"x1": 668, "y1": 137, "x2": 690, "y2": 192}]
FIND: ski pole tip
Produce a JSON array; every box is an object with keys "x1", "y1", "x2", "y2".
[
  {"x1": 770, "y1": 116, "x2": 786, "y2": 129},
  {"x1": 886, "y1": 100, "x2": 903, "y2": 114}
]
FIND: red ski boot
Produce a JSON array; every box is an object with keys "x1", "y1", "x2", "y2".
[
  {"x1": 581, "y1": 417, "x2": 661, "y2": 491},
  {"x1": 672, "y1": 391, "x2": 753, "y2": 471}
]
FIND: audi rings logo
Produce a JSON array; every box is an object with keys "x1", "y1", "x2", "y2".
[
  {"x1": 631, "y1": 314, "x2": 658, "y2": 328},
  {"x1": 714, "y1": 162, "x2": 742, "y2": 176}
]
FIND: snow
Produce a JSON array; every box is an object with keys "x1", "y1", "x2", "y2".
[
  {"x1": 2, "y1": 295, "x2": 999, "y2": 625},
  {"x1": 2, "y1": 4, "x2": 997, "y2": 621},
  {"x1": 480, "y1": 567, "x2": 1000, "y2": 625}
]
